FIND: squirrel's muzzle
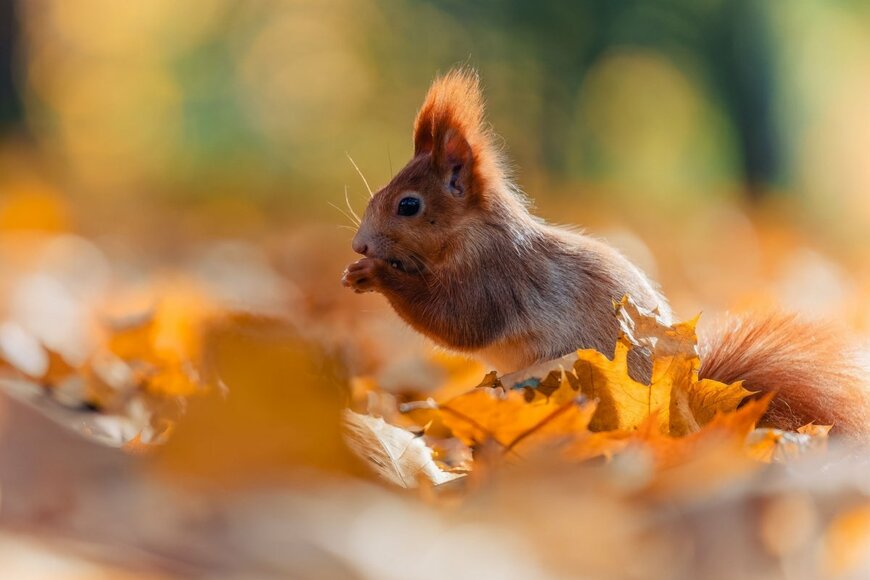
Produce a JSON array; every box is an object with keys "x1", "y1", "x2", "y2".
[{"x1": 351, "y1": 227, "x2": 372, "y2": 256}]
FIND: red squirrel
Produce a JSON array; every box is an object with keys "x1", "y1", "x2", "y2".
[{"x1": 342, "y1": 68, "x2": 870, "y2": 438}]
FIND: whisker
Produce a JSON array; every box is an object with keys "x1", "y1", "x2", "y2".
[
  {"x1": 387, "y1": 145, "x2": 393, "y2": 176},
  {"x1": 337, "y1": 225, "x2": 358, "y2": 232},
  {"x1": 327, "y1": 201, "x2": 360, "y2": 227},
  {"x1": 344, "y1": 185, "x2": 362, "y2": 225},
  {"x1": 346, "y1": 152, "x2": 373, "y2": 198}
]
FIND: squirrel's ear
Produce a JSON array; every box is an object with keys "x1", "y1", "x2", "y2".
[
  {"x1": 413, "y1": 68, "x2": 500, "y2": 199},
  {"x1": 437, "y1": 128, "x2": 473, "y2": 197},
  {"x1": 413, "y1": 109, "x2": 436, "y2": 156}
]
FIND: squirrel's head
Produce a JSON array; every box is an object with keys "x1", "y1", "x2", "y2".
[{"x1": 352, "y1": 68, "x2": 509, "y2": 273}]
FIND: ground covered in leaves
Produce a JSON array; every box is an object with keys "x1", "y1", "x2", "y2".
[{"x1": 0, "y1": 230, "x2": 869, "y2": 579}]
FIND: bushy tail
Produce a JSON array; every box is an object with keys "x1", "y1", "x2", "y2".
[{"x1": 698, "y1": 313, "x2": 870, "y2": 439}]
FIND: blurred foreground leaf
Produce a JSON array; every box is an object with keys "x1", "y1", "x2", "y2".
[{"x1": 152, "y1": 316, "x2": 361, "y2": 486}]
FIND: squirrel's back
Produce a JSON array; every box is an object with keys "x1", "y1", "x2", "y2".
[{"x1": 474, "y1": 225, "x2": 671, "y2": 375}]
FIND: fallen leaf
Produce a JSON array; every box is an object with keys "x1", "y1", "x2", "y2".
[
  {"x1": 438, "y1": 376, "x2": 597, "y2": 457},
  {"x1": 573, "y1": 338, "x2": 670, "y2": 432},
  {"x1": 343, "y1": 410, "x2": 462, "y2": 487},
  {"x1": 615, "y1": 295, "x2": 697, "y2": 364},
  {"x1": 153, "y1": 317, "x2": 360, "y2": 486},
  {"x1": 746, "y1": 421, "x2": 831, "y2": 463}
]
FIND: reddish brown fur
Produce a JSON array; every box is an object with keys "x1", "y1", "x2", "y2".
[
  {"x1": 412, "y1": 68, "x2": 504, "y2": 197},
  {"x1": 343, "y1": 67, "x2": 870, "y2": 439},
  {"x1": 345, "y1": 69, "x2": 667, "y2": 368},
  {"x1": 699, "y1": 313, "x2": 870, "y2": 437}
]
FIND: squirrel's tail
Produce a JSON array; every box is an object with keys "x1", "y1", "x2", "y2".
[{"x1": 698, "y1": 312, "x2": 870, "y2": 439}]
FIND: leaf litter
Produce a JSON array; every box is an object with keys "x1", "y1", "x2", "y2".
[{"x1": 0, "y1": 231, "x2": 868, "y2": 578}]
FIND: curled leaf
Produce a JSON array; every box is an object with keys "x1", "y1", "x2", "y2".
[{"x1": 343, "y1": 410, "x2": 462, "y2": 487}]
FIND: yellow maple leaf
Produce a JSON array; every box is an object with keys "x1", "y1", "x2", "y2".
[
  {"x1": 438, "y1": 376, "x2": 596, "y2": 456},
  {"x1": 665, "y1": 367, "x2": 752, "y2": 436},
  {"x1": 616, "y1": 296, "x2": 698, "y2": 366},
  {"x1": 659, "y1": 393, "x2": 774, "y2": 467},
  {"x1": 392, "y1": 298, "x2": 765, "y2": 474},
  {"x1": 572, "y1": 298, "x2": 751, "y2": 435},
  {"x1": 574, "y1": 337, "x2": 670, "y2": 432}
]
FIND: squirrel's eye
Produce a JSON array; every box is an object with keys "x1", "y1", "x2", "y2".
[{"x1": 397, "y1": 197, "x2": 421, "y2": 216}]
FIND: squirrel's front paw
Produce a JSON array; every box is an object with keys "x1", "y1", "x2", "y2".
[{"x1": 342, "y1": 258, "x2": 385, "y2": 293}]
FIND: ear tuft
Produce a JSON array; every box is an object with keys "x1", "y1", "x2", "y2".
[
  {"x1": 412, "y1": 67, "x2": 503, "y2": 196},
  {"x1": 413, "y1": 68, "x2": 485, "y2": 155}
]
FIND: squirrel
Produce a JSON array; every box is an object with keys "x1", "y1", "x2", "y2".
[{"x1": 342, "y1": 68, "x2": 870, "y2": 438}]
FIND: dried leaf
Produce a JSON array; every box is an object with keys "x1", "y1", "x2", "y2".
[
  {"x1": 615, "y1": 295, "x2": 698, "y2": 365},
  {"x1": 574, "y1": 339, "x2": 670, "y2": 432},
  {"x1": 498, "y1": 298, "x2": 755, "y2": 436},
  {"x1": 0, "y1": 321, "x2": 47, "y2": 377},
  {"x1": 666, "y1": 371, "x2": 752, "y2": 436},
  {"x1": 426, "y1": 435, "x2": 473, "y2": 473},
  {"x1": 439, "y1": 387, "x2": 552, "y2": 447},
  {"x1": 648, "y1": 394, "x2": 774, "y2": 469},
  {"x1": 438, "y1": 377, "x2": 597, "y2": 456},
  {"x1": 343, "y1": 410, "x2": 462, "y2": 487},
  {"x1": 153, "y1": 319, "x2": 359, "y2": 485},
  {"x1": 797, "y1": 423, "x2": 833, "y2": 438},
  {"x1": 747, "y1": 420, "x2": 831, "y2": 463},
  {"x1": 41, "y1": 348, "x2": 77, "y2": 387}
]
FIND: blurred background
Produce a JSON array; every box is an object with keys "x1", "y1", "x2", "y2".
[
  {"x1": 0, "y1": 0, "x2": 870, "y2": 329},
  {"x1": 1, "y1": 2, "x2": 870, "y2": 577},
  {"x1": 1, "y1": 0, "x2": 870, "y2": 325}
]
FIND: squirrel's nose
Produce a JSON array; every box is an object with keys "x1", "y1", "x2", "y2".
[{"x1": 352, "y1": 235, "x2": 369, "y2": 256}]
